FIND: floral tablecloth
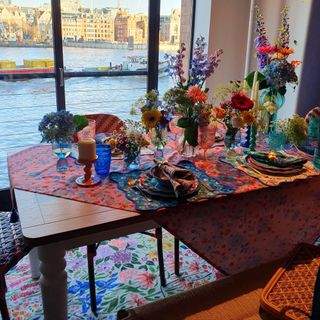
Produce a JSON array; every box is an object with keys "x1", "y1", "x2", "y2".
[{"x1": 8, "y1": 143, "x2": 320, "y2": 274}]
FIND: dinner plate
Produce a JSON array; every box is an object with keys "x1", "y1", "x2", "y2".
[
  {"x1": 138, "y1": 173, "x2": 200, "y2": 199},
  {"x1": 246, "y1": 157, "x2": 305, "y2": 176}
]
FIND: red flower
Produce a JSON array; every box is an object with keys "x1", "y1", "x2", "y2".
[
  {"x1": 186, "y1": 86, "x2": 207, "y2": 103},
  {"x1": 231, "y1": 93, "x2": 254, "y2": 111}
]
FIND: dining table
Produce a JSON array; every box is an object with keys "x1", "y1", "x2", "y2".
[{"x1": 8, "y1": 142, "x2": 320, "y2": 320}]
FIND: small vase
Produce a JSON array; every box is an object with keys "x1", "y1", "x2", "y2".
[
  {"x1": 52, "y1": 141, "x2": 72, "y2": 171},
  {"x1": 124, "y1": 149, "x2": 141, "y2": 171},
  {"x1": 224, "y1": 127, "x2": 239, "y2": 161},
  {"x1": 177, "y1": 135, "x2": 196, "y2": 158},
  {"x1": 149, "y1": 127, "x2": 167, "y2": 159},
  {"x1": 268, "y1": 131, "x2": 286, "y2": 151},
  {"x1": 260, "y1": 88, "x2": 285, "y2": 132}
]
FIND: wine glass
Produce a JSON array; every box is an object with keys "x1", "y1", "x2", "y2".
[{"x1": 198, "y1": 123, "x2": 217, "y2": 161}]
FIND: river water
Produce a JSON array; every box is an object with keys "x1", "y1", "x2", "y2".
[{"x1": 0, "y1": 46, "x2": 174, "y2": 188}]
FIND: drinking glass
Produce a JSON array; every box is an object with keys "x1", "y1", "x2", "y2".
[
  {"x1": 198, "y1": 124, "x2": 217, "y2": 161},
  {"x1": 94, "y1": 144, "x2": 111, "y2": 177}
]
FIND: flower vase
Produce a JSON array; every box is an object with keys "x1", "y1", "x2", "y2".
[
  {"x1": 124, "y1": 149, "x2": 141, "y2": 171},
  {"x1": 260, "y1": 88, "x2": 285, "y2": 132},
  {"x1": 149, "y1": 127, "x2": 167, "y2": 160},
  {"x1": 224, "y1": 127, "x2": 239, "y2": 161},
  {"x1": 52, "y1": 141, "x2": 72, "y2": 171}
]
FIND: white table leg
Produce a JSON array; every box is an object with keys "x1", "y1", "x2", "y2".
[
  {"x1": 38, "y1": 243, "x2": 68, "y2": 320},
  {"x1": 28, "y1": 248, "x2": 40, "y2": 279}
]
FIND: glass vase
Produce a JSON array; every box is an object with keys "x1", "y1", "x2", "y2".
[
  {"x1": 52, "y1": 141, "x2": 72, "y2": 171},
  {"x1": 260, "y1": 88, "x2": 285, "y2": 132},
  {"x1": 177, "y1": 134, "x2": 196, "y2": 158},
  {"x1": 224, "y1": 127, "x2": 239, "y2": 161},
  {"x1": 149, "y1": 126, "x2": 167, "y2": 159},
  {"x1": 124, "y1": 149, "x2": 141, "y2": 171},
  {"x1": 268, "y1": 131, "x2": 286, "y2": 152}
]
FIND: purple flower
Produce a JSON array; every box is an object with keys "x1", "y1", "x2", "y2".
[{"x1": 111, "y1": 251, "x2": 132, "y2": 264}]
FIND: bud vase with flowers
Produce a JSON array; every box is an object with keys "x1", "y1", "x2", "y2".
[
  {"x1": 116, "y1": 120, "x2": 149, "y2": 170},
  {"x1": 38, "y1": 111, "x2": 88, "y2": 171},
  {"x1": 163, "y1": 37, "x2": 223, "y2": 157},
  {"x1": 131, "y1": 90, "x2": 171, "y2": 159},
  {"x1": 214, "y1": 82, "x2": 255, "y2": 161}
]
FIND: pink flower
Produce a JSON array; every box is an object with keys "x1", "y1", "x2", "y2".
[
  {"x1": 108, "y1": 238, "x2": 127, "y2": 251},
  {"x1": 136, "y1": 272, "x2": 157, "y2": 288},
  {"x1": 128, "y1": 294, "x2": 146, "y2": 307},
  {"x1": 119, "y1": 269, "x2": 136, "y2": 282}
]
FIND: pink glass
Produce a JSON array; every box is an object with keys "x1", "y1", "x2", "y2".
[
  {"x1": 198, "y1": 123, "x2": 217, "y2": 161},
  {"x1": 77, "y1": 119, "x2": 96, "y2": 141}
]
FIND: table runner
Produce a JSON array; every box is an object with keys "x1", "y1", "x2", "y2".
[{"x1": 8, "y1": 143, "x2": 320, "y2": 274}]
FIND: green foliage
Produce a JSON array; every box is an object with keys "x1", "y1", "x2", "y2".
[
  {"x1": 73, "y1": 115, "x2": 88, "y2": 132},
  {"x1": 245, "y1": 71, "x2": 268, "y2": 89},
  {"x1": 285, "y1": 114, "x2": 307, "y2": 146}
]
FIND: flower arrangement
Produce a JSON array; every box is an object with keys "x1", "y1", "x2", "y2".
[
  {"x1": 117, "y1": 120, "x2": 149, "y2": 167},
  {"x1": 246, "y1": 6, "x2": 301, "y2": 131},
  {"x1": 163, "y1": 37, "x2": 223, "y2": 147},
  {"x1": 285, "y1": 115, "x2": 307, "y2": 146},
  {"x1": 131, "y1": 90, "x2": 171, "y2": 150},
  {"x1": 39, "y1": 111, "x2": 88, "y2": 143},
  {"x1": 213, "y1": 82, "x2": 255, "y2": 149}
]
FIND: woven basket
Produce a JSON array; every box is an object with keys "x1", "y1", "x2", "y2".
[{"x1": 261, "y1": 243, "x2": 320, "y2": 320}]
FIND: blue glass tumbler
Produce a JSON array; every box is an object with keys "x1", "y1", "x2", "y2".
[{"x1": 94, "y1": 144, "x2": 111, "y2": 177}]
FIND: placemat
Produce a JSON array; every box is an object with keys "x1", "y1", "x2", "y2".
[
  {"x1": 219, "y1": 150, "x2": 319, "y2": 187},
  {"x1": 109, "y1": 161, "x2": 234, "y2": 211}
]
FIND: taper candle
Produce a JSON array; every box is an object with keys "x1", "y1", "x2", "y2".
[{"x1": 78, "y1": 138, "x2": 96, "y2": 161}]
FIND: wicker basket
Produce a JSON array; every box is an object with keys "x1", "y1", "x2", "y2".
[{"x1": 261, "y1": 243, "x2": 320, "y2": 320}]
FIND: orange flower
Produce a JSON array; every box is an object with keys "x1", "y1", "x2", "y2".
[
  {"x1": 215, "y1": 106, "x2": 226, "y2": 119},
  {"x1": 291, "y1": 60, "x2": 302, "y2": 68},
  {"x1": 186, "y1": 86, "x2": 208, "y2": 103},
  {"x1": 241, "y1": 111, "x2": 256, "y2": 125},
  {"x1": 277, "y1": 47, "x2": 294, "y2": 55}
]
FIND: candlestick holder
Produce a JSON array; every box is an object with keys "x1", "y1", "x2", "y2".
[{"x1": 76, "y1": 157, "x2": 101, "y2": 187}]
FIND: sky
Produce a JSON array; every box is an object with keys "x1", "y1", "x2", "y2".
[{"x1": 11, "y1": 0, "x2": 181, "y2": 15}]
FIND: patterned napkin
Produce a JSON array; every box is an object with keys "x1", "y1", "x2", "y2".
[{"x1": 155, "y1": 162, "x2": 196, "y2": 198}]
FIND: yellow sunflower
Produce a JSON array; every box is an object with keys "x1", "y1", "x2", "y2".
[{"x1": 141, "y1": 108, "x2": 162, "y2": 130}]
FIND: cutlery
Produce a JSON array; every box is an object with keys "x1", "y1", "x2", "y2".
[
  {"x1": 127, "y1": 178, "x2": 153, "y2": 202},
  {"x1": 199, "y1": 180, "x2": 215, "y2": 192}
]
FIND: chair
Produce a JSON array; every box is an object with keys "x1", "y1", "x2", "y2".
[
  {"x1": 82, "y1": 114, "x2": 180, "y2": 315},
  {"x1": 0, "y1": 210, "x2": 28, "y2": 320}
]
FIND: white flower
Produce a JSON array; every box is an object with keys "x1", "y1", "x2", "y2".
[{"x1": 264, "y1": 101, "x2": 277, "y2": 115}]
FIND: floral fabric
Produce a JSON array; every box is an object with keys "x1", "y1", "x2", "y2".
[
  {"x1": 5, "y1": 230, "x2": 219, "y2": 319},
  {"x1": 8, "y1": 143, "x2": 320, "y2": 274}
]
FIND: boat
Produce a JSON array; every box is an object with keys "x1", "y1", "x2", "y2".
[
  {"x1": 0, "y1": 59, "x2": 54, "y2": 80},
  {"x1": 81, "y1": 56, "x2": 168, "y2": 74}
]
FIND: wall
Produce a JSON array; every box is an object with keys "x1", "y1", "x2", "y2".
[{"x1": 195, "y1": 0, "x2": 313, "y2": 116}]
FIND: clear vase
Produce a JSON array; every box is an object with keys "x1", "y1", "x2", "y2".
[
  {"x1": 52, "y1": 141, "x2": 72, "y2": 171},
  {"x1": 149, "y1": 127, "x2": 167, "y2": 159},
  {"x1": 260, "y1": 88, "x2": 285, "y2": 132},
  {"x1": 224, "y1": 127, "x2": 239, "y2": 161},
  {"x1": 268, "y1": 131, "x2": 286, "y2": 151},
  {"x1": 124, "y1": 149, "x2": 141, "y2": 171},
  {"x1": 177, "y1": 134, "x2": 196, "y2": 158}
]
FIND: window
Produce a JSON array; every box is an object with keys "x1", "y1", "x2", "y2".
[{"x1": 0, "y1": 0, "x2": 194, "y2": 189}]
